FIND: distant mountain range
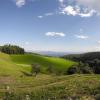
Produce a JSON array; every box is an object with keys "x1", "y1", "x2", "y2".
[{"x1": 33, "y1": 51, "x2": 82, "y2": 57}]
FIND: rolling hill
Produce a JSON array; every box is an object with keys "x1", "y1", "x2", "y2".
[
  {"x1": 10, "y1": 53, "x2": 76, "y2": 74},
  {"x1": 0, "y1": 52, "x2": 100, "y2": 99},
  {"x1": 0, "y1": 52, "x2": 30, "y2": 76},
  {"x1": 0, "y1": 52, "x2": 76, "y2": 76}
]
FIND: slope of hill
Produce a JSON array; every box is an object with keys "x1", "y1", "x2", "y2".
[
  {"x1": 10, "y1": 54, "x2": 76, "y2": 73},
  {"x1": 0, "y1": 52, "x2": 100, "y2": 99},
  {"x1": 0, "y1": 52, "x2": 76, "y2": 76},
  {"x1": 0, "y1": 52, "x2": 30, "y2": 76}
]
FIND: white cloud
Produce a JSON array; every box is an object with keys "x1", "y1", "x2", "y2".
[
  {"x1": 75, "y1": 35, "x2": 88, "y2": 39},
  {"x1": 76, "y1": 0, "x2": 100, "y2": 12},
  {"x1": 60, "y1": 0, "x2": 100, "y2": 12},
  {"x1": 45, "y1": 13, "x2": 54, "y2": 16},
  {"x1": 59, "y1": 0, "x2": 99, "y2": 17},
  {"x1": 61, "y1": 5, "x2": 96, "y2": 17},
  {"x1": 46, "y1": 32, "x2": 65, "y2": 37},
  {"x1": 37, "y1": 12, "x2": 54, "y2": 19},
  {"x1": 62, "y1": 6, "x2": 78, "y2": 16},
  {"x1": 16, "y1": 0, "x2": 25, "y2": 7},
  {"x1": 79, "y1": 10, "x2": 96, "y2": 17},
  {"x1": 37, "y1": 16, "x2": 43, "y2": 18}
]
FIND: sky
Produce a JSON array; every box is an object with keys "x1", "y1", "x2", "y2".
[{"x1": 0, "y1": 0, "x2": 100, "y2": 52}]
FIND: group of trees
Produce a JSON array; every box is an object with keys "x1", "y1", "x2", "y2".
[
  {"x1": 30, "y1": 59, "x2": 100, "y2": 76},
  {"x1": 87, "y1": 59, "x2": 100, "y2": 74},
  {"x1": 67, "y1": 60, "x2": 100, "y2": 75},
  {"x1": 63, "y1": 52, "x2": 100, "y2": 74},
  {"x1": 31, "y1": 64, "x2": 54, "y2": 76},
  {"x1": 67, "y1": 62, "x2": 93, "y2": 75},
  {"x1": 62, "y1": 52, "x2": 100, "y2": 63},
  {"x1": 30, "y1": 60, "x2": 100, "y2": 76},
  {"x1": 0, "y1": 44, "x2": 25, "y2": 54}
]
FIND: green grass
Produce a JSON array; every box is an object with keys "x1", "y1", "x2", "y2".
[
  {"x1": 0, "y1": 52, "x2": 75, "y2": 76},
  {"x1": 0, "y1": 53, "x2": 30, "y2": 76},
  {"x1": 10, "y1": 54, "x2": 76, "y2": 73},
  {"x1": 0, "y1": 74, "x2": 100, "y2": 99},
  {"x1": 0, "y1": 52, "x2": 100, "y2": 99}
]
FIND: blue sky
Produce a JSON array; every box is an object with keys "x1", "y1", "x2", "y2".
[{"x1": 0, "y1": 0, "x2": 100, "y2": 52}]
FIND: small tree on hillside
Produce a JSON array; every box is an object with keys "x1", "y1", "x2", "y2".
[
  {"x1": 31, "y1": 63, "x2": 40, "y2": 77},
  {"x1": 47, "y1": 65, "x2": 53, "y2": 74}
]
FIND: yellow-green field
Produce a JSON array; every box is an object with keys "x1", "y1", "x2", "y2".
[
  {"x1": 0, "y1": 52, "x2": 76, "y2": 75},
  {"x1": 10, "y1": 53, "x2": 76, "y2": 73}
]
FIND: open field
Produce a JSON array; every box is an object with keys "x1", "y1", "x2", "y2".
[
  {"x1": 10, "y1": 53, "x2": 76, "y2": 74},
  {"x1": 0, "y1": 74, "x2": 100, "y2": 99},
  {"x1": 0, "y1": 52, "x2": 75, "y2": 76},
  {"x1": 0, "y1": 52, "x2": 100, "y2": 99}
]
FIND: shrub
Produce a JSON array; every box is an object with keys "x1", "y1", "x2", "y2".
[
  {"x1": 31, "y1": 63, "x2": 40, "y2": 76},
  {"x1": 67, "y1": 66, "x2": 78, "y2": 75},
  {"x1": 46, "y1": 65, "x2": 53, "y2": 74},
  {"x1": 79, "y1": 64, "x2": 93, "y2": 74}
]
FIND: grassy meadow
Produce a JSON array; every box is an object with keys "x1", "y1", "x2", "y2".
[
  {"x1": 0, "y1": 52, "x2": 99, "y2": 99},
  {"x1": 10, "y1": 53, "x2": 76, "y2": 74}
]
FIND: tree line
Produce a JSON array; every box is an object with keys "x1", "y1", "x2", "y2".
[
  {"x1": 0, "y1": 44, "x2": 25, "y2": 54},
  {"x1": 62, "y1": 52, "x2": 100, "y2": 74}
]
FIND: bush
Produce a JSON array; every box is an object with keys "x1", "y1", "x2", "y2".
[
  {"x1": 79, "y1": 64, "x2": 93, "y2": 74},
  {"x1": 67, "y1": 66, "x2": 78, "y2": 75},
  {"x1": 31, "y1": 63, "x2": 40, "y2": 76},
  {"x1": 47, "y1": 65, "x2": 53, "y2": 74},
  {"x1": 66, "y1": 62, "x2": 93, "y2": 75},
  {"x1": 81, "y1": 66, "x2": 93, "y2": 74}
]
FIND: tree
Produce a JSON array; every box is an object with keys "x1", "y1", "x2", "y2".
[
  {"x1": 80, "y1": 64, "x2": 93, "y2": 74},
  {"x1": 47, "y1": 65, "x2": 53, "y2": 74},
  {"x1": 0, "y1": 44, "x2": 25, "y2": 54},
  {"x1": 66, "y1": 62, "x2": 93, "y2": 75},
  {"x1": 67, "y1": 65, "x2": 78, "y2": 75},
  {"x1": 31, "y1": 64, "x2": 40, "y2": 76},
  {"x1": 92, "y1": 59, "x2": 100, "y2": 74},
  {"x1": 77, "y1": 62, "x2": 93, "y2": 74}
]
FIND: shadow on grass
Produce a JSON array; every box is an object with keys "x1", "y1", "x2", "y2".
[{"x1": 21, "y1": 71, "x2": 32, "y2": 76}]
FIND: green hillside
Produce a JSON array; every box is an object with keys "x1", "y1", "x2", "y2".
[
  {"x1": 0, "y1": 52, "x2": 75, "y2": 76},
  {"x1": 0, "y1": 52, "x2": 100, "y2": 99},
  {"x1": 10, "y1": 54, "x2": 76, "y2": 73},
  {"x1": 0, "y1": 52, "x2": 30, "y2": 76}
]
